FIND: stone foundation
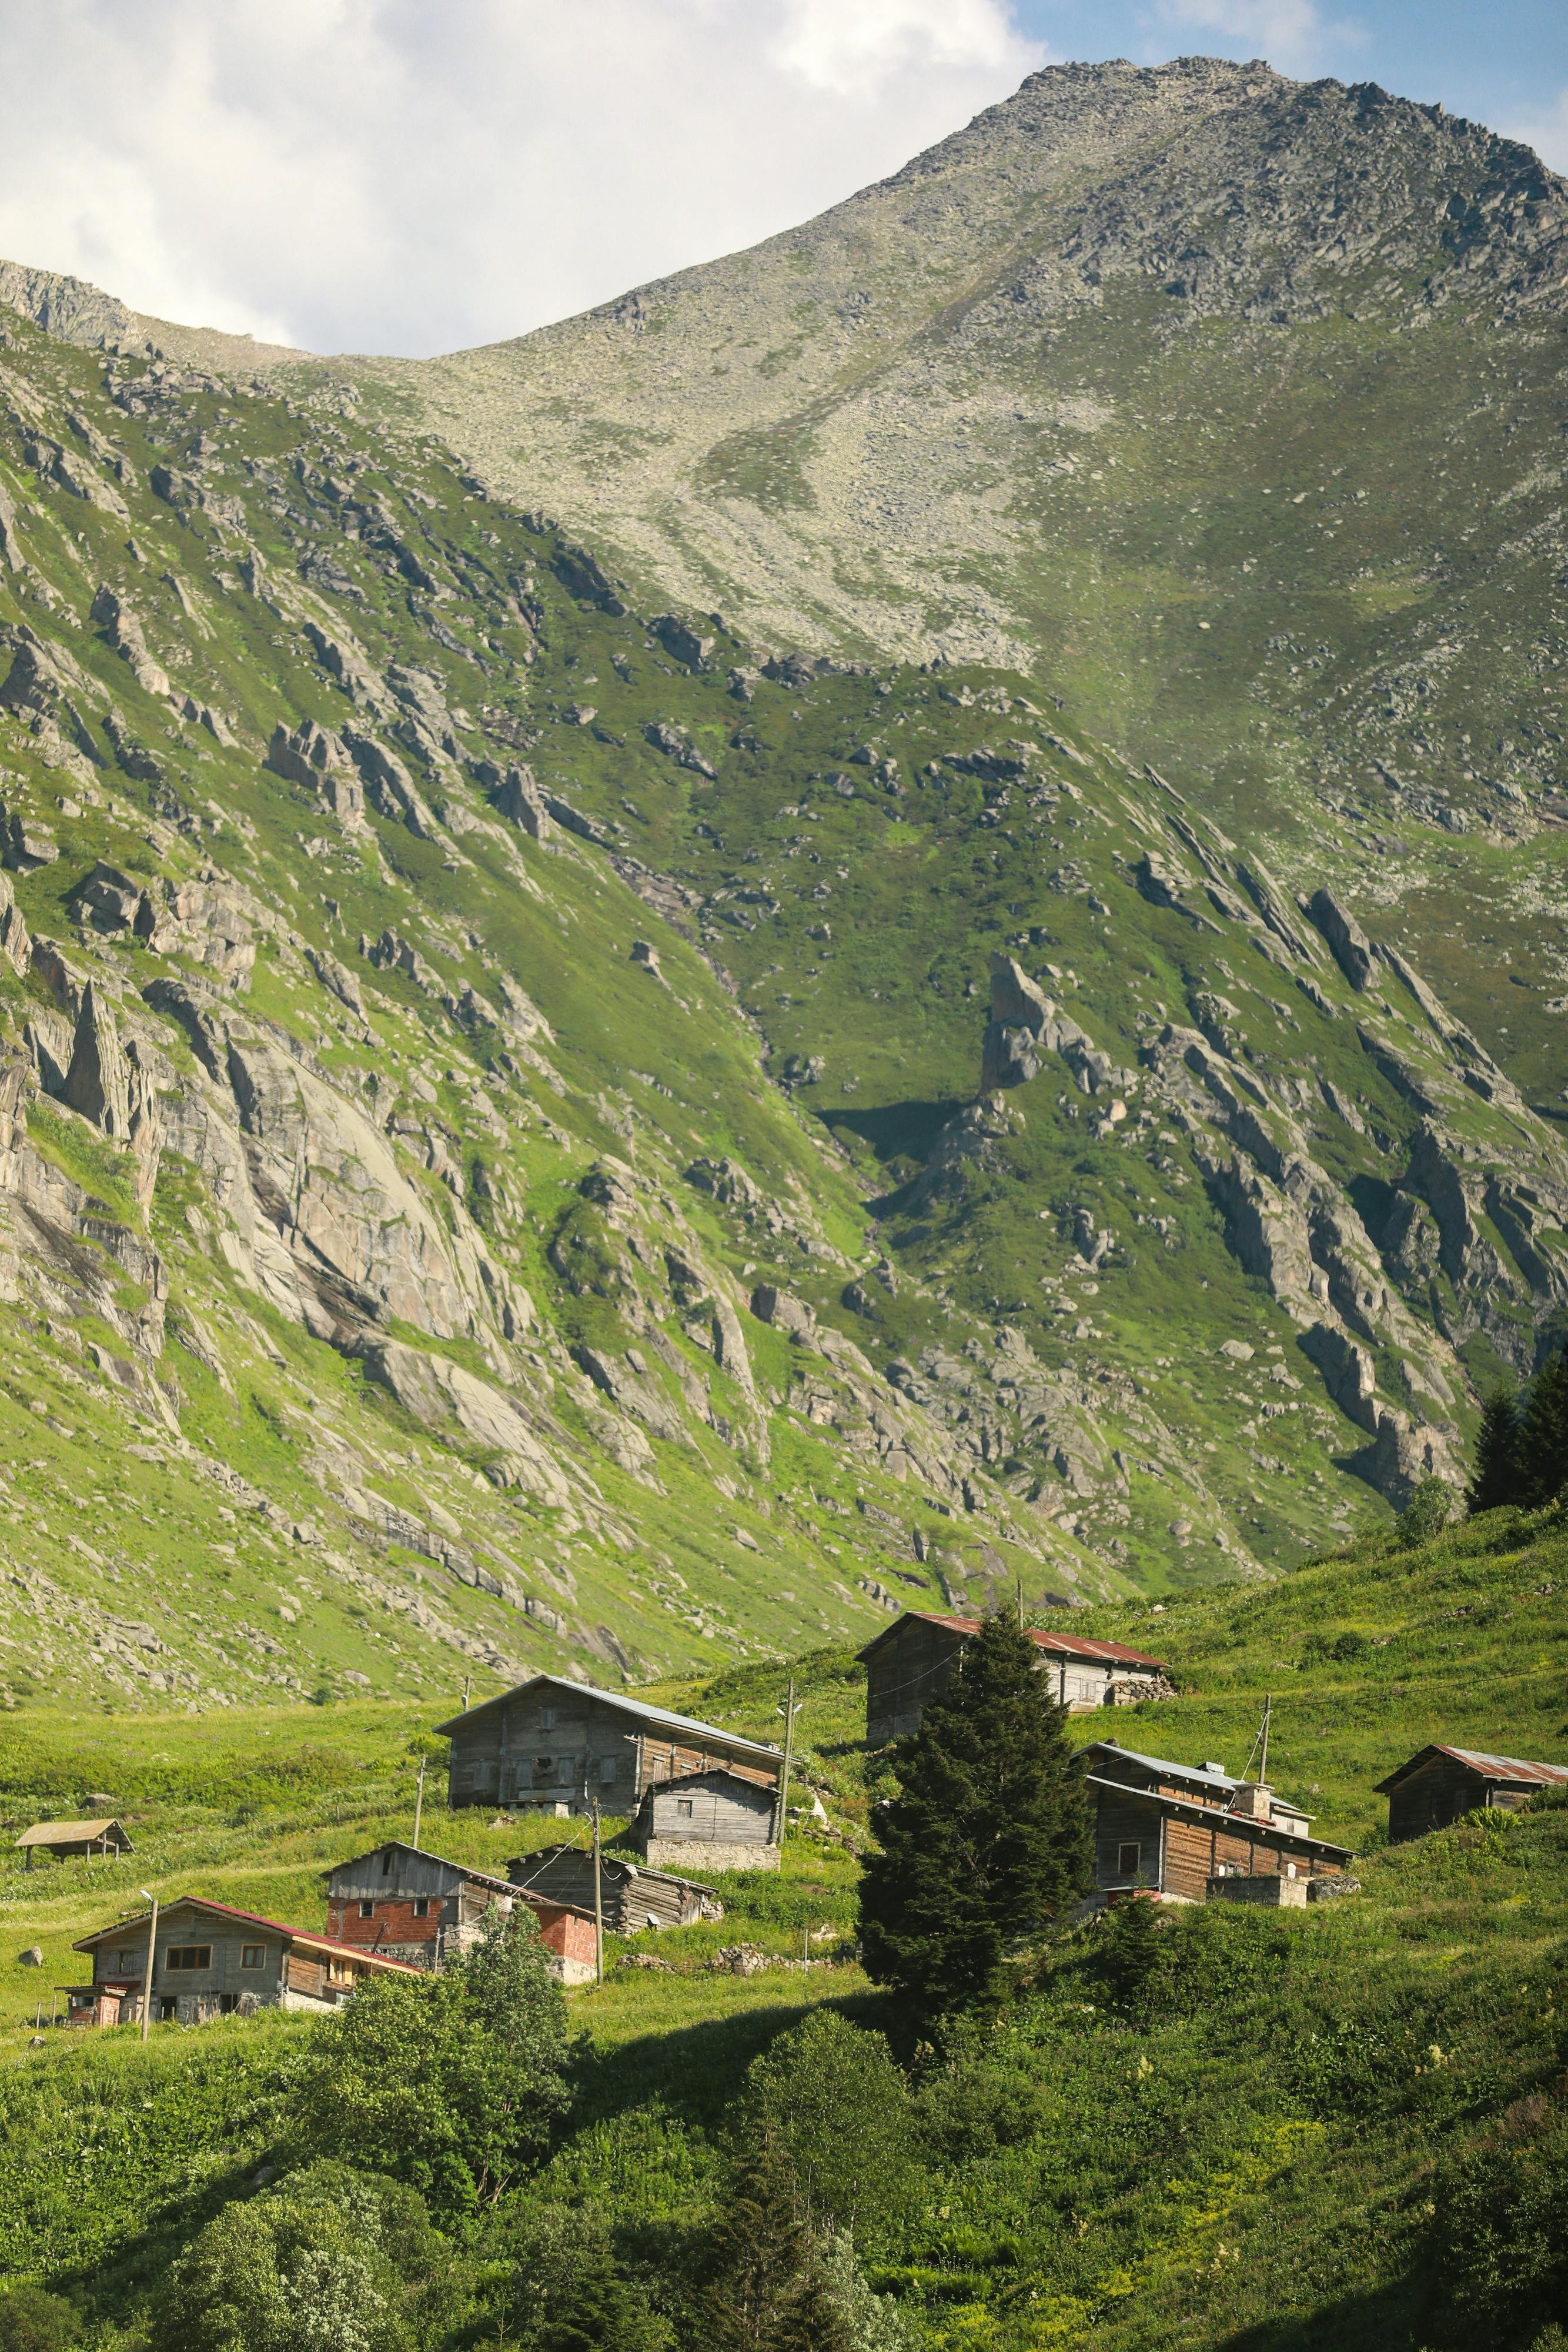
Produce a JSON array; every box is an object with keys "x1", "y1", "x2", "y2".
[{"x1": 638, "y1": 1837, "x2": 780, "y2": 1875}]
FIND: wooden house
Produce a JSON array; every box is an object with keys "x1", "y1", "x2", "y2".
[
  {"x1": 67, "y1": 1896, "x2": 418, "y2": 2027},
  {"x1": 436, "y1": 1675, "x2": 781, "y2": 1818},
  {"x1": 16, "y1": 1818, "x2": 133, "y2": 1867},
  {"x1": 1374, "y1": 1745, "x2": 1568, "y2": 1844},
  {"x1": 1082, "y1": 1740, "x2": 1352, "y2": 1906},
  {"x1": 630, "y1": 1766, "x2": 780, "y2": 1873},
  {"x1": 860, "y1": 1612, "x2": 1172, "y2": 1744},
  {"x1": 509, "y1": 1843, "x2": 723, "y2": 1935},
  {"x1": 321, "y1": 1838, "x2": 601, "y2": 1984},
  {"x1": 323, "y1": 1842, "x2": 517, "y2": 1968}
]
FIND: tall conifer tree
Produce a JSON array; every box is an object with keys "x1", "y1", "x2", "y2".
[
  {"x1": 858, "y1": 1612, "x2": 1092, "y2": 2020},
  {"x1": 701, "y1": 2132, "x2": 851, "y2": 2352},
  {"x1": 1466, "y1": 1385, "x2": 1519, "y2": 1516},
  {"x1": 1516, "y1": 1349, "x2": 1568, "y2": 1508}
]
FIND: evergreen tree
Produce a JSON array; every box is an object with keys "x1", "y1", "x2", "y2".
[
  {"x1": 1516, "y1": 1349, "x2": 1568, "y2": 1508},
  {"x1": 701, "y1": 2132, "x2": 852, "y2": 2352},
  {"x1": 858, "y1": 1612, "x2": 1093, "y2": 2021},
  {"x1": 1466, "y1": 1385, "x2": 1519, "y2": 1516}
]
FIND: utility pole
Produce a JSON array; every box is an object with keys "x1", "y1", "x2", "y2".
[
  {"x1": 462, "y1": 1674, "x2": 472, "y2": 1713},
  {"x1": 591, "y1": 1798, "x2": 604, "y2": 1986},
  {"x1": 139, "y1": 1889, "x2": 158, "y2": 2042},
  {"x1": 413, "y1": 1754, "x2": 426, "y2": 1850},
  {"x1": 1259, "y1": 1695, "x2": 1272, "y2": 1785},
  {"x1": 1017, "y1": 1578, "x2": 1024, "y2": 1631},
  {"x1": 777, "y1": 1676, "x2": 796, "y2": 1847}
]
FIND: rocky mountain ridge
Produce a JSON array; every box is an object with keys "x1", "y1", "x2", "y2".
[{"x1": 0, "y1": 255, "x2": 1561, "y2": 1714}]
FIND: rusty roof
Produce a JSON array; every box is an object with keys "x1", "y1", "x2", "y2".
[
  {"x1": 1373, "y1": 1744, "x2": 1568, "y2": 1795},
  {"x1": 858, "y1": 1611, "x2": 1169, "y2": 1675},
  {"x1": 72, "y1": 1895, "x2": 422, "y2": 1972},
  {"x1": 16, "y1": 1818, "x2": 131, "y2": 1847}
]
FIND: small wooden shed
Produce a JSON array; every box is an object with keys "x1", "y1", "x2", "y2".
[
  {"x1": 16, "y1": 1818, "x2": 133, "y2": 1868},
  {"x1": 630, "y1": 1766, "x2": 780, "y2": 1872},
  {"x1": 509, "y1": 1843, "x2": 723, "y2": 1934},
  {"x1": 1375, "y1": 1745, "x2": 1568, "y2": 1844},
  {"x1": 437, "y1": 1674, "x2": 781, "y2": 1817}
]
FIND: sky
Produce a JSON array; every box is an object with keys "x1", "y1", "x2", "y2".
[{"x1": 0, "y1": 0, "x2": 1562, "y2": 360}]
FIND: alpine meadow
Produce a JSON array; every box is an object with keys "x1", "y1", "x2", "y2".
[{"x1": 0, "y1": 46, "x2": 1565, "y2": 2352}]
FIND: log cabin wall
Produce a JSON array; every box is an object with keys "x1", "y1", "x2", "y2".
[
  {"x1": 447, "y1": 1690, "x2": 777, "y2": 1814},
  {"x1": 1387, "y1": 1760, "x2": 1497, "y2": 1843}
]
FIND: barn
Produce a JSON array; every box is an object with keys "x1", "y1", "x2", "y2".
[
  {"x1": 68, "y1": 1896, "x2": 417, "y2": 2026},
  {"x1": 630, "y1": 1766, "x2": 781, "y2": 1873},
  {"x1": 1082, "y1": 1740, "x2": 1353, "y2": 1906},
  {"x1": 1374, "y1": 1745, "x2": 1568, "y2": 1843},
  {"x1": 436, "y1": 1675, "x2": 780, "y2": 1818},
  {"x1": 509, "y1": 1843, "x2": 723, "y2": 1935},
  {"x1": 860, "y1": 1612, "x2": 1172, "y2": 1743}
]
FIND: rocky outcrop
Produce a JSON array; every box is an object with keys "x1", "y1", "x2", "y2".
[
  {"x1": 1306, "y1": 890, "x2": 1375, "y2": 991},
  {"x1": 89, "y1": 584, "x2": 170, "y2": 699}
]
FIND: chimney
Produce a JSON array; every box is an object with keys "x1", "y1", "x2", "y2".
[{"x1": 1229, "y1": 1782, "x2": 1273, "y2": 1823}]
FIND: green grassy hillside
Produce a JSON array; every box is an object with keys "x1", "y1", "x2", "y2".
[{"x1": 1, "y1": 1508, "x2": 1566, "y2": 2347}]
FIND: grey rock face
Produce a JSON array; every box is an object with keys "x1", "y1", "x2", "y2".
[
  {"x1": 67, "y1": 862, "x2": 146, "y2": 935},
  {"x1": 650, "y1": 614, "x2": 714, "y2": 669},
  {"x1": 89, "y1": 584, "x2": 169, "y2": 698},
  {"x1": 1306, "y1": 890, "x2": 1375, "y2": 991},
  {"x1": 60, "y1": 981, "x2": 133, "y2": 1136},
  {"x1": 491, "y1": 763, "x2": 551, "y2": 837}
]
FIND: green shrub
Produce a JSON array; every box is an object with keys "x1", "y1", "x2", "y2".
[
  {"x1": 737, "y1": 2010, "x2": 924, "y2": 2251},
  {"x1": 470, "y1": 2203, "x2": 670, "y2": 2350},
  {"x1": 293, "y1": 1909, "x2": 570, "y2": 2220},
  {"x1": 1398, "y1": 1476, "x2": 1455, "y2": 1546},
  {"x1": 0, "y1": 2286, "x2": 78, "y2": 2351},
  {"x1": 151, "y1": 2161, "x2": 441, "y2": 2352},
  {"x1": 1427, "y1": 2098, "x2": 1568, "y2": 2347}
]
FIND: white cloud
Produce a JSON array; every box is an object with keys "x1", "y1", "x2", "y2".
[
  {"x1": 0, "y1": 0, "x2": 1044, "y2": 358},
  {"x1": 1499, "y1": 85, "x2": 1568, "y2": 173},
  {"x1": 1146, "y1": 0, "x2": 1365, "y2": 79}
]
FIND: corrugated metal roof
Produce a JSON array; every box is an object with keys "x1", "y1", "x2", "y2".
[
  {"x1": 16, "y1": 1818, "x2": 129, "y2": 1846},
  {"x1": 1084, "y1": 1741, "x2": 1238, "y2": 1793},
  {"x1": 858, "y1": 1611, "x2": 1168, "y2": 1673},
  {"x1": 73, "y1": 1896, "x2": 422, "y2": 1972},
  {"x1": 434, "y1": 1673, "x2": 782, "y2": 1761},
  {"x1": 1082, "y1": 1773, "x2": 1354, "y2": 1862},
  {"x1": 1374, "y1": 1743, "x2": 1568, "y2": 1794}
]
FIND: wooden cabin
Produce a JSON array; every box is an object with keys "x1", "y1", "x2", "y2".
[
  {"x1": 1374, "y1": 1745, "x2": 1568, "y2": 1844},
  {"x1": 509, "y1": 1843, "x2": 723, "y2": 1935},
  {"x1": 1082, "y1": 1741, "x2": 1352, "y2": 1907},
  {"x1": 321, "y1": 1838, "x2": 600, "y2": 1984},
  {"x1": 860, "y1": 1612, "x2": 1172, "y2": 1744},
  {"x1": 16, "y1": 1818, "x2": 133, "y2": 1867},
  {"x1": 436, "y1": 1675, "x2": 781, "y2": 1818},
  {"x1": 68, "y1": 1896, "x2": 417, "y2": 2027},
  {"x1": 630, "y1": 1766, "x2": 780, "y2": 1873},
  {"x1": 323, "y1": 1842, "x2": 517, "y2": 1968}
]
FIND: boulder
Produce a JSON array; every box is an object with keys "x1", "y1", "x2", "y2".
[
  {"x1": 492, "y1": 763, "x2": 551, "y2": 837},
  {"x1": 18, "y1": 1945, "x2": 42, "y2": 1968},
  {"x1": 67, "y1": 862, "x2": 146, "y2": 936},
  {"x1": 650, "y1": 614, "x2": 715, "y2": 669},
  {"x1": 750, "y1": 1285, "x2": 816, "y2": 1341}
]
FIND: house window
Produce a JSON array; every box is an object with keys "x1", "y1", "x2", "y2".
[
  {"x1": 677, "y1": 1799, "x2": 694, "y2": 1818},
  {"x1": 165, "y1": 1946, "x2": 212, "y2": 1972},
  {"x1": 1116, "y1": 1843, "x2": 1141, "y2": 1880},
  {"x1": 240, "y1": 1945, "x2": 265, "y2": 1970},
  {"x1": 381, "y1": 1852, "x2": 394, "y2": 1878},
  {"x1": 359, "y1": 1900, "x2": 374, "y2": 1919},
  {"x1": 556, "y1": 1756, "x2": 578, "y2": 1787},
  {"x1": 219, "y1": 1993, "x2": 240, "y2": 2015},
  {"x1": 539, "y1": 1706, "x2": 555, "y2": 1732},
  {"x1": 115, "y1": 1949, "x2": 139, "y2": 1973},
  {"x1": 600, "y1": 1755, "x2": 617, "y2": 1785},
  {"x1": 412, "y1": 1898, "x2": 430, "y2": 1919},
  {"x1": 534, "y1": 1755, "x2": 554, "y2": 1781}
]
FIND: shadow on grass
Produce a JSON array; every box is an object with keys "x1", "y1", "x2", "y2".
[
  {"x1": 821, "y1": 1098, "x2": 961, "y2": 1172},
  {"x1": 573, "y1": 1985, "x2": 897, "y2": 2130},
  {"x1": 1215, "y1": 2269, "x2": 1423, "y2": 2351}
]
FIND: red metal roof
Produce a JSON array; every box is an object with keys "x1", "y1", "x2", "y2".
[
  {"x1": 73, "y1": 1895, "x2": 422, "y2": 1972},
  {"x1": 860, "y1": 1610, "x2": 1168, "y2": 1674},
  {"x1": 1374, "y1": 1744, "x2": 1568, "y2": 1795}
]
